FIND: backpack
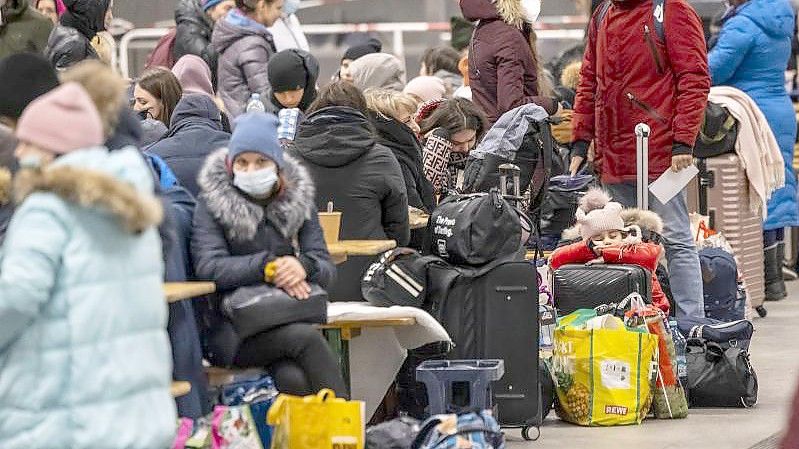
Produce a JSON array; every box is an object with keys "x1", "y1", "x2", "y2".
[
  {"x1": 693, "y1": 102, "x2": 739, "y2": 158},
  {"x1": 699, "y1": 247, "x2": 744, "y2": 322},
  {"x1": 595, "y1": 0, "x2": 666, "y2": 41},
  {"x1": 411, "y1": 411, "x2": 505, "y2": 449},
  {"x1": 361, "y1": 248, "x2": 446, "y2": 308},
  {"x1": 146, "y1": 28, "x2": 177, "y2": 69}
]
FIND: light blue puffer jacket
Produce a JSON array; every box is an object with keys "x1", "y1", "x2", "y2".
[
  {"x1": 0, "y1": 147, "x2": 176, "y2": 449},
  {"x1": 709, "y1": 0, "x2": 799, "y2": 229}
]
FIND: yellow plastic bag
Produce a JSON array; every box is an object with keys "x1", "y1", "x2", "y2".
[
  {"x1": 267, "y1": 389, "x2": 364, "y2": 449},
  {"x1": 552, "y1": 314, "x2": 659, "y2": 426}
]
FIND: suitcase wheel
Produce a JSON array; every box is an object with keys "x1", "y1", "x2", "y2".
[
  {"x1": 756, "y1": 305, "x2": 768, "y2": 318},
  {"x1": 522, "y1": 426, "x2": 540, "y2": 441}
]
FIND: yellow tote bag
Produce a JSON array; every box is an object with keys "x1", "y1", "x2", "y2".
[
  {"x1": 267, "y1": 389, "x2": 365, "y2": 449},
  {"x1": 552, "y1": 324, "x2": 659, "y2": 426}
]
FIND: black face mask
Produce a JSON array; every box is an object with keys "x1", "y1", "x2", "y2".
[{"x1": 136, "y1": 109, "x2": 153, "y2": 121}]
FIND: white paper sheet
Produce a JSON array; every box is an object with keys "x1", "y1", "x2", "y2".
[{"x1": 648, "y1": 165, "x2": 699, "y2": 204}]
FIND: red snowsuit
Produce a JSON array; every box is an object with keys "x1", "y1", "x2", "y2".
[{"x1": 551, "y1": 241, "x2": 670, "y2": 314}]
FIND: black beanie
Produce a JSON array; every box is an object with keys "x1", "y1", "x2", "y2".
[
  {"x1": 342, "y1": 38, "x2": 382, "y2": 62},
  {"x1": 0, "y1": 53, "x2": 60, "y2": 120},
  {"x1": 268, "y1": 50, "x2": 309, "y2": 92}
]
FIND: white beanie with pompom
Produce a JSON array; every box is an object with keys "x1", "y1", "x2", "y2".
[{"x1": 575, "y1": 188, "x2": 626, "y2": 241}]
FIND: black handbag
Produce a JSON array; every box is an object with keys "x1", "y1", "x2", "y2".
[
  {"x1": 693, "y1": 102, "x2": 739, "y2": 158},
  {"x1": 222, "y1": 284, "x2": 328, "y2": 340},
  {"x1": 686, "y1": 339, "x2": 758, "y2": 408},
  {"x1": 429, "y1": 190, "x2": 523, "y2": 266}
]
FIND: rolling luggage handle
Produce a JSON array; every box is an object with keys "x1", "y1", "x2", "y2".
[{"x1": 635, "y1": 123, "x2": 650, "y2": 210}]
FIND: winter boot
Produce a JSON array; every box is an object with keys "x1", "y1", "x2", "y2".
[
  {"x1": 765, "y1": 244, "x2": 788, "y2": 301},
  {"x1": 779, "y1": 241, "x2": 798, "y2": 281}
]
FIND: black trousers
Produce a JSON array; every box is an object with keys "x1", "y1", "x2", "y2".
[{"x1": 234, "y1": 323, "x2": 348, "y2": 398}]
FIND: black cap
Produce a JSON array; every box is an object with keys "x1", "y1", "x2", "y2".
[
  {"x1": 268, "y1": 50, "x2": 310, "y2": 92},
  {"x1": 342, "y1": 38, "x2": 382, "y2": 62},
  {"x1": 0, "y1": 53, "x2": 60, "y2": 119}
]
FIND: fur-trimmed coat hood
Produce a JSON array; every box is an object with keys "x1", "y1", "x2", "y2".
[
  {"x1": 12, "y1": 148, "x2": 162, "y2": 234},
  {"x1": 197, "y1": 148, "x2": 315, "y2": 242},
  {"x1": 562, "y1": 206, "x2": 665, "y2": 242},
  {"x1": 0, "y1": 146, "x2": 176, "y2": 449},
  {"x1": 460, "y1": 0, "x2": 527, "y2": 29}
]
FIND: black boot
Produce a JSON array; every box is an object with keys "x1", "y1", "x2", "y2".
[
  {"x1": 779, "y1": 241, "x2": 798, "y2": 281},
  {"x1": 765, "y1": 244, "x2": 788, "y2": 301}
]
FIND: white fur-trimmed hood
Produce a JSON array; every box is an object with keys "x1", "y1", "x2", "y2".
[{"x1": 197, "y1": 148, "x2": 316, "y2": 242}]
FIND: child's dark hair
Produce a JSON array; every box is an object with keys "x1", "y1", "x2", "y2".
[
  {"x1": 421, "y1": 46, "x2": 461, "y2": 76},
  {"x1": 419, "y1": 98, "x2": 487, "y2": 139}
]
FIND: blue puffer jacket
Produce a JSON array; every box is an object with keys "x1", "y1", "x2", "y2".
[
  {"x1": 0, "y1": 148, "x2": 176, "y2": 449},
  {"x1": 709, "y1": 0, "x2": 799, "y2": 230}
]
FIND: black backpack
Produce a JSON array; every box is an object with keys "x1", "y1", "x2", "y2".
[
  {"x1": 693, "y1": 102, "x2": 739, "y2": 158},
  {"x1": 595, "y1": 0, "x2": 666, "y2": 41}
]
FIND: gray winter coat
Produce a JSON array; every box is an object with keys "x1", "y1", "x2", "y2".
[{"x1": 211, "y1": 9, "x2": 275, "y2": 118}]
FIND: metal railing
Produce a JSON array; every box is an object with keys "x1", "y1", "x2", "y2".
[{"x1": 117, "y1": 21, "x2": 586, "y2": 79}]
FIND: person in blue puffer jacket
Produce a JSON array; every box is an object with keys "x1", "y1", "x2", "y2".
[
  {"x1": 709, "y1": 0, "x2": 799, "y2": 301},
  {"x1": 0, "y1": 83, "x2": 176, "y2": 448}
]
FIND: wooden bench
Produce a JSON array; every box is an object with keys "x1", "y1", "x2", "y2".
[
  {"x1": 164, "y1": 282, "x2": 216, "y2": 303},
  {"x1": 327, "y1": 239, "x2": 397, "y2": 265},
  {"x1": 171, "y1": 381, "x2": 192, "y2": 398}
]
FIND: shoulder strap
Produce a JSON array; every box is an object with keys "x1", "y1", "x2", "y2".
[
  {"x1": 593, "y1": 0, "x2": 612, "y2": 34},
  {"x1": 653, "y1": 0, "x2": 666, "y2": 41}
]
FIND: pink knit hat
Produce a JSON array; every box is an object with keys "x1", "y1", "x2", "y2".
[
  {"x1": 404, "y1": 76, "x2": 446, "y2": 103},
  {"x1": 16, "y1": 83, "x2": 104, "y2": 155},
  {"x1": 172, "y1": 55, "x2": 214, "y2": 98},
  {"x1": 575, "y1": 188, "x2": 626, "y2": 241}
]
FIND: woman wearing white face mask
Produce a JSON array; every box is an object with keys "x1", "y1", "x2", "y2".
[
  {"x1": 459, "y1": 0, "x2": 556, "y2": 125},
  {"x1": 267, "y1": 0, "x2": 310, "y2": 52},
  {"x1": 192, "y1": 112, "x2": 346, "y2": 397}
]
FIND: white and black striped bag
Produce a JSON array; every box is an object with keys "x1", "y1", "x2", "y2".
[{"x1": 361, "y1": 248, "x2": 445, "y2": 308}]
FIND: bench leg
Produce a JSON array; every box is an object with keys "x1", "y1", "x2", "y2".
[{"x1": 323, "y1": 328, "x2": 351, "y2": 394}]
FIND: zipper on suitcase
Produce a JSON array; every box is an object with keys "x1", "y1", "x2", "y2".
[
  {"x1": 644, "y1": 25, "x2": 665, "y2": 75},
  {"x1": 626, "y1": 92, "x2": 667, "y2": 124}
]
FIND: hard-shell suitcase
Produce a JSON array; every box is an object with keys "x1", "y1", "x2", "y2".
[
  {"x1": 426, "y1": 261, "x2": 541, "y2": 438},
  {"x1": 552, "y1": 264, "x2": 652, "y2": 315},
  {"x1": 688, "y1": 156, "x2": 765, "y2": 313}
]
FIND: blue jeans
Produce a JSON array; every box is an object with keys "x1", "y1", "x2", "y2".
[{"x1": 604, "y1": 183, "x2": 705, "y2": 319}]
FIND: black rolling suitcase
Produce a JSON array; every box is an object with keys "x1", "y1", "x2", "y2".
[
  {"x1": 552, "y1": 264, "x2": 652, "y2": 316},
  {"x1": 427, "y1": 261, "x2": 541, "y2": 439}
]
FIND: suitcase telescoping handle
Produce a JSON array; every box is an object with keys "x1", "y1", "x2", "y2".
[{"x1": 635, "y1": 123, "x2": 650, "y2": 210}]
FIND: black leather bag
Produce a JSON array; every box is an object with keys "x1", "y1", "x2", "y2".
[
  {"x1": 429, "y1": 190, "x2": 523, "y2": 266},
  {"x1": 693, "y1": 102, "x2": 739, "y2": 158},
  {"x1": 222, "y1": 284, "x2": 328, "y2": 340},
  {"x1": 686, "y1": 339, "x2": 758, "y2": 408}
]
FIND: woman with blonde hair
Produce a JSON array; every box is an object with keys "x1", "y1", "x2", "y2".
[{"x1": 365, "y1": 88, "x2": 434, "y2": 249}]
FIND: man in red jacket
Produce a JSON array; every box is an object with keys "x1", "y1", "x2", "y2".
[{"x1": 569, "y1": 0, "x2": 710, "y2": 320}]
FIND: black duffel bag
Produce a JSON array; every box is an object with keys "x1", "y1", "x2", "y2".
[
  {"x1": 222, "y1": 284, "x2": 328, "y2": 340},
  {"x1": 428, "y1": 189, "x2": 524, "y2": 266},
  {"x1": 686, "y1": 339, "x2": 758, "y2": 408}
]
